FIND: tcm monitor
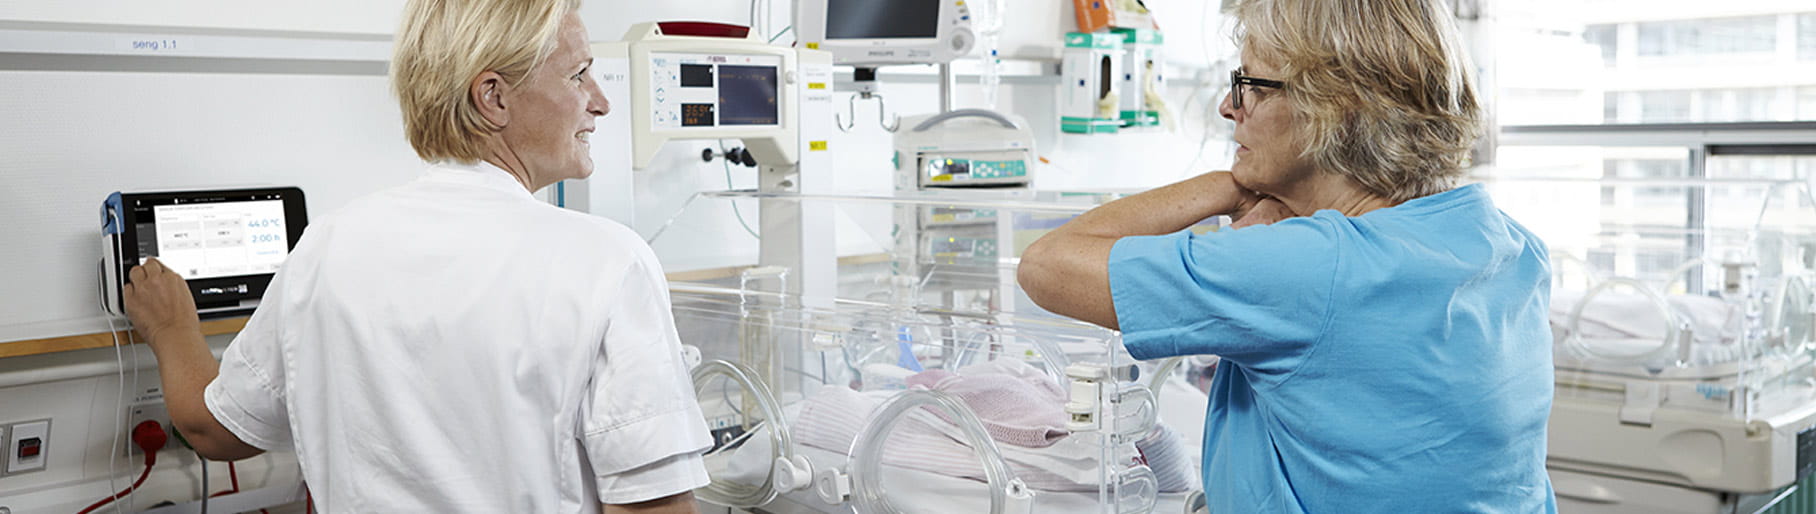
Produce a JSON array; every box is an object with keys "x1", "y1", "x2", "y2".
[{"x1": 101, "y1": 187, "x2": 307, "y2": 319}]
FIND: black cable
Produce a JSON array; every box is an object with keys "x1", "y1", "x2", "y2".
[{"x1": 198, "y1": 451, "x2": 209, "y2": 514}]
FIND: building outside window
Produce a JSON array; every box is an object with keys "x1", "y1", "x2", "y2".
[
  {"x1": 1491, "y1": 1, "x2": 1816, "y2": 291},
  {"x1": 1635, "y1": 15, "x2": 1775, "y2": 57},
  {"x1": 1801, "y1": 13, "x2": 1816, "y2": 60}
]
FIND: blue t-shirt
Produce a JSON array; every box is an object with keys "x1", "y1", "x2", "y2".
[{"x1": 1109, "y1": 184, "x2": 1556, "y2": 513}]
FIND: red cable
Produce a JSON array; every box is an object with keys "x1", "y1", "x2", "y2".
[
  {"x1": 206, "y1": 460, "x2": 270, "y2": 514},
  {"x1": 210, "y1": 460, "x2": 241, "y2": 497},
  {"x1": 229, "y1": 461, "x2": 241, "y2": 493},
  {"x1": 78, "y1": 421, "x2": 166, "y2": 514},
  {"x1": 76, "y1": 459, "x2": 153, "y2": 514}
]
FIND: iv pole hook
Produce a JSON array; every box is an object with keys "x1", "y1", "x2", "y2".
[{"x1": 836, "y1": 92, "x2": 901, "y2": 133}]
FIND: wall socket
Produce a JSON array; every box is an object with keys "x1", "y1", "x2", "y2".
[
  {"x1": 125, "y1": 402, "x2": 170, "y2": 457},
  {"x1": 3, "y1": 419, "x2": 51, "y2": 476}
]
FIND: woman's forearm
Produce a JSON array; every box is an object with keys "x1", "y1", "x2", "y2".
[
  {"x1": 1056, "y1": 172, "x2": 1255, "y2": 240},
  {"x1": 1017, "y1": 171, "x2": 1255, "y2": 329}
]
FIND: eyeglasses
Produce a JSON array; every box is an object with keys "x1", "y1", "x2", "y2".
[{"x1": 1230, "y1": 68, "x2": 1285, "y2": 110}]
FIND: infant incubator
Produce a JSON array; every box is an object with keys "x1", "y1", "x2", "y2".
[
  {"x1": 1492, "y1": 176, "x2": 1816, "y2": 512},
  {"x1": 648, "y1": 190, "x2": 1217, "y2": 513}
]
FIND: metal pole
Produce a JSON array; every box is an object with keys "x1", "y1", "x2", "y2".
[{"x1": 939, "y1": 62, "x2": 955, "y2": 113}]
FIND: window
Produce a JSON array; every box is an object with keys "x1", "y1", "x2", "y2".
[
  {"x1": 1603, "y1": 158, "x2": 1688, "y2": 214},
  {"x1": 1636, "y1": 15, "x2": 1775, "y2": 57},
  {"x1": 1634, "y1": 248, "x2": 1688, "y2": 278},
  {"x1": 1637, "y1": 90, "x2": 1692, "y2": 123},
  {"x1": 1696, "y1": 88, "x2": 1781, "y2": 122},
  {"x1": 1584, "y1": 24, "x2": 1617, "y2": 67},
  {"x1": 1706, "y1": 154, "x2": 1816, "y2": 229},
  {"x1": 1802, "y1": 13, "x2": 1816, "y2": 61},
  {"x1": 1490, "y1": 6, "x2": 1816, "y2": 293},
  {"x1": 1500, "y1": 6, "x2": 1816, "y2": 125},
  {"x1": 1487, "y1": 146, "x2": 1692, "y2": 254},
  {"x1": 1604, "y1": 88, "x2": 1791, "y2": 123}
]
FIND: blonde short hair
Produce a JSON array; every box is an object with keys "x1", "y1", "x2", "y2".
[
  {"x1": 391, "y1": 0, "x2": 581, "y2": 163},
  {"x1": 1233, "y1": 0, "x2": 1481, "y2": 203}
]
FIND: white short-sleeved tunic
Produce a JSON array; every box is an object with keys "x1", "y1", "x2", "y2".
[{"x1": 204, "y1": 161, "x2": 712, "y2": 512}]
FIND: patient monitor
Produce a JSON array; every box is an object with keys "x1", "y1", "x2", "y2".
[
  {"x1": 796, "y1": 0, "x2": 976, "y2": 66},
  {"x1": 581, "y1": 22, "x2": 836, "y2": 298},
  {"x1": 101, "y1": 187, "x2": 308, "y2": 319}
]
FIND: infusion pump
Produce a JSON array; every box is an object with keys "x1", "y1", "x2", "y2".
[{"x1": 893, "y1": 109, "x2": 1036, "y2": 190}]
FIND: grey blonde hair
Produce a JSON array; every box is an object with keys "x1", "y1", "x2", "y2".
[
  {"x1": 1233, "y1": 0, "x2": 1481, "y2": 203},
  {"x1": 391, "y1": 0, "x2": 581, "y2": 163}
]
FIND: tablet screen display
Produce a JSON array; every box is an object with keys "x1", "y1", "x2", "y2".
[{"x1": 138, "y1": 199, "x2": 290, "y2": 279}]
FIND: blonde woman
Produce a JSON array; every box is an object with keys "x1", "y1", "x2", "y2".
[
  {"x1": 122, "y1": 1, "x2": 709, "y2": 512},
  {"x1": 1019, "y1": 0, "x2": 1555, "y2": 511}
]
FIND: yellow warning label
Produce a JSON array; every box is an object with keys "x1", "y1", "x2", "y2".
[
  {"x1": 809, "y1": 141, "x2": 829, "y2": 151},
  {"x1": 931, "y1": 175, "x2": 954, "y2": 182},
  {"x1": 808, "y1": 83, "x2": 827, "y2": 90},
  {"x1": 806, "y1": 42, "x2": 820, "y2": 49}
]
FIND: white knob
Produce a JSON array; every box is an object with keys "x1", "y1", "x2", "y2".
[
  {"x1": 950, "y1": 27, "x2": 976, "y2": 55},
  {"x1": 814, "y1": 468, "x2": 852, "y2": 504},
  {"x1": 774, "y1": 455, "x2": 813, "y2": 492}
]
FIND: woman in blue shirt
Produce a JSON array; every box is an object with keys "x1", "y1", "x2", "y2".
[{"x1": 1017, "y1": 0, "x2": 1556, "y2": 511}]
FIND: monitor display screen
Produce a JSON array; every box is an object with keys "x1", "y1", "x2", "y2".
[
  {"x1": 682, "y1": 103, "x2": 716, "y2": 126},
  {"x1": 680, "y1": 63, "x2": 714, "y2": 88},
  {"x1": 649, "y1": 52, "x2": 784, "y2": 130},
  {"x1": 826, "y1": 0, "x2": 940, "y2": 39},
  {"x1": 134, "y1": 197, "x2": 291, "y2": 280},
  {"x1": 718, "y1": 65, "x2": 779, "y2": 126}
]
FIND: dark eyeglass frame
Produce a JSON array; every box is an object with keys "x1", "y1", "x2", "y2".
[{"x1": 1230, "y1": 68, "x2": 1286, "y2": 110}]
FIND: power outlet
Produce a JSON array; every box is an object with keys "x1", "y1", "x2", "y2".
[
  {"x1": 124, "y1": 402, "x2": 170, "y2": 457},
  {"x1": 4, "y1": 419, "x2": 50, "y2": 475}
]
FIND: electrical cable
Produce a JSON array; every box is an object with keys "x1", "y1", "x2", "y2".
[
  {"x1": 767, "y1": 25, "x2": 794, "y2": 45},
  {"x1": 79, "y1": 421, "x2": 167, "y2": 514},
  {"x1": 126, "y1": 317, "x2": 142, "y2": 514},
  {"x1": 99, "y1": 265, "x2": 125, "y2": 513},
  {"x1": 199, "y1": 453, "x2": 209, "y2": 514},
  {"x1": 202, "y1": 459, "x2": 269, "y2": 514},
  {"x1": 719, "y1": 140, "x2": 761, "y2": 239},
  {"x1": 748, "y1": 0, "x2": 763, "y2": 40},
  {"x1": 98, "y1": 253, "x2": 131, "y2": 514}
]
